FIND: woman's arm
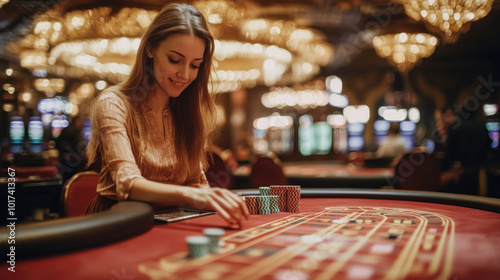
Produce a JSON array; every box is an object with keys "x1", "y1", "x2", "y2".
[{"x1": 130, "y1": 178, "x2": 249, "y2": 226}]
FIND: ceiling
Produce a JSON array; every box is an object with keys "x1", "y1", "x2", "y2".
[{"x1": 1, "y1": 0, "x2": 500, "y2": 92}]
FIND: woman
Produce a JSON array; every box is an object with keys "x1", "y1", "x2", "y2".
[{"x1": 85, "y1": 3, "x2": 249, "y2": 226}]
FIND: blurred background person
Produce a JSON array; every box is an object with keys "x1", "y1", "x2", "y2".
[
  {"x1": 56, "y1": 115, "x2": 85, "y2": 182},
  {"x1": 376, "y1": 122, "x2": 407, "y2": 159},
  {"x1": 441, "y1": 105, "x2": 492, "y2": 195}
]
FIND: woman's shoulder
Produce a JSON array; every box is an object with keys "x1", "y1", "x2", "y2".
[
  {"x1": 93, "y1": 86, "x2": 134, "y2": 115},
  {"x1": 96, "y1": 86, "x2": 132, "y2": 106},
  {"x1": 97, "y1": 86, "x2": 126, "y2": 101}
]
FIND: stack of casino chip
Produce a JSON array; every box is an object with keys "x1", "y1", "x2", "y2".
[
  {"x1": 186, "y1": 236, "x2": 210, "y2": 258},
  {"x1": 286, "y1": 186, "x2": 301, "y2": 212},
  {"x1": 257, "y1": 195, "x2": 271, "y2": 215},
  {"x1": 270, "y1": 185, "x2": 301, "y2": 212},
  {"x1": 245, "y1": 185, "x2": 301, "y2": 215},
  {"x1": 270, "y1": 185, "x2": 288, "y2": 212},
  {"x1": 203, "y1": 228, "x2": 225, "y2": 253},
  {"x1": 245, "y1": 196, "x2": 259, "y2": 214},
  {"x1": 269, "y1": 195, "x2": 280, "y2": 213},
  {"x1": 259, "y1": 186, "x2": 270, "y2": 196}
]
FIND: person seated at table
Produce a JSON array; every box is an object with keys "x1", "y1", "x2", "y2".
[
  {"x1": 85, "y1": 3, "x2": 248, "y2": 226},
  {"x1": 376, "y1": 122, "x2": 407, "y2": 159},
  {"x1": 441, "y1": 105, "x2": 492, "y2": 195}
]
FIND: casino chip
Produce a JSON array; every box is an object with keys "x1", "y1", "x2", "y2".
[
  {"x1": 203, "y1": 228, "x2": 225, "y2": 253},
  {"x1": 186, "y1": 236, "x2": 210, "y2": 258}
]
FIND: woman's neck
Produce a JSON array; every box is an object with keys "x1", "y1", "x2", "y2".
[{"x1": 150, "y1": 88, "x2": 170, "y2": 115}]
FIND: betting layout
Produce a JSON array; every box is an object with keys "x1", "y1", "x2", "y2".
[{"x1": 138, "y1": 206, "x2": 455, "y2": 280}]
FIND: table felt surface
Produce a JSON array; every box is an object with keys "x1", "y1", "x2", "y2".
[{"x1": 2, "y1": 198, "x2": 500, "y2": 280}]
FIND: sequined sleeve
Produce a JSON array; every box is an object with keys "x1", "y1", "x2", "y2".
[{"x1": 95, "y1": 92, "x2": 144, "y2": 201}]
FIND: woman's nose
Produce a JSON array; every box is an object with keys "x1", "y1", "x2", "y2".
[{"x1": 177, "y1": 64, "x2": 189, "y2": 80}]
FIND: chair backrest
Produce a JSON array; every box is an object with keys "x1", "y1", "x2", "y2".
[
  {"x1": 250, "y1": 154, "x2": 287, "y2": 188},
  {"x1": 61, "y1": 171, "x2": 100, "y2": 217},
  {"x1": 205, "y1": 152, "x2": 233, "y2": 189},
  {"x1": 394, "y1": 152, "x2": 441, "y2": 191}
]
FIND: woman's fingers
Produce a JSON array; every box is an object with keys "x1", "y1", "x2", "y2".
[
  {"x1": 215, "y1": 188, "x2": 250, "y2": 220},
  {"x1": 190, "y1": 188, "x2": 243, "y2": 226},
  {"x1": 189, "y1": 187, "x2": 250, "y2": 227},
  {"x1": 206, "y1": 196, "x2": 235, "y2": 225},
  {"x1": 210, "y1": 190, "x2": 244, "y2": 226},
  {"x1": 219, "y1": 189, "x2": 250, "y2": 219}
]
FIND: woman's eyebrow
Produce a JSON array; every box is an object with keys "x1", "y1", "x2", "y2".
[{"x1": 168, "y1": 50, "x2": 203, "y2": 60}]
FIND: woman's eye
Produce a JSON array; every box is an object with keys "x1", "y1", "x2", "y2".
[
  {"x1": 168, "y1": 58, "x2": 180, "y2": 64},
  {"x1": 190, "y1": 64, "x2": 200, "y2": 69}
]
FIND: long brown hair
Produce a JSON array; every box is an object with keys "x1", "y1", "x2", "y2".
[{"x1": 87, "y1": 3, "x2": 217, "y2": 175}]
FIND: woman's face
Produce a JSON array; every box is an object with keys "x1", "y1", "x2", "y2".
[{"x1": 149, "y1": 33, "x2": 206, "y2": 98}]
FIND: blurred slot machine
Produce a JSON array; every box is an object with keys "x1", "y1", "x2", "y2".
[
  {"x1": 327, "y1": 114, "x2": 347, "y2": 154},
  {"x1": 373, "y1": 120, "x2": 390, "y2": 146},
  {"x1": 28, "y1": 116, "x2": 44, "y2": 154},
  {"x1": 253, "y1": 114, "x2": 294, "y2": 155},
  {"x1": 252, "y1": 129, "x2": 268, "y2": 154},
  {"x1": 486, "y1": 121, "x2": 499, "y2": 149},
  {"x1": 299, "y1": 115, "x2": 314, "y2": 156},
  {"x1": 9, "y1": 116, "x2": 25, "y2": 154},
  {"x1": 313, "y1": 122, "x2": 332, "y2": 155},
  {"x1": 299, "y1": 115, "x2": 332, "y2": 156},
  {"x1": 400, "y1": 121, "x2": 416, "y2": 151},
  {"x1": 51, "y1": 115, "x2": 69, "y2": 139},
  {"x1": 483, "y1": 104, "x2": 499, "y2": 149},
  {"x1": 346, "y1": 122, "x2": 365, "y2": 151}
]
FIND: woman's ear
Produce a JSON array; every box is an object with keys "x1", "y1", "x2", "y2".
[{"x1": 146, "y1": 48, "x2": 153, "y2": 58}]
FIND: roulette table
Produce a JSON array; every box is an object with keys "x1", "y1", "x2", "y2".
[{"x1": 1, "y1": 189, "x2": 499, "y2": 280}]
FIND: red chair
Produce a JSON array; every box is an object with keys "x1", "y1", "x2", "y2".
[
  {"x1": 394, "y1": 152, "x2": 441, "y2": 191},
  {"x1": 205, "y1": 152, "x2": 233, "y2": 189},
  {"x1": 61, "y1": 171, "x2": 100, "y2": 217},
  {"x1": 250, "y1": 154, "x2": 287, "y2": 188}
]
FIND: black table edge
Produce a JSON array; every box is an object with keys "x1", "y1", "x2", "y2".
[
  {"x1": 235, "y1": 188, "x2": 500, "y2": 214},
  {"x1": 0, "y1": 201, "x2": 154, "y2": 261}
]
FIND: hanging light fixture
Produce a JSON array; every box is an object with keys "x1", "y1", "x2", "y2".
[
  {"x1": 0, "y1": 0, "x2": 10, "y2": 9},
  {"x1": 8, "y1": 0, "x2": 333, "y2": 94},
  {"x1": 399, "y1": 0, "x2": 493, "y2": 43},
  {"x1": 372, "y1": 32, "x2": 438, "y2": 73}
]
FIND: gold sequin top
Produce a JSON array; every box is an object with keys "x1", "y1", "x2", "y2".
[{"x1": 93, "y1": 87, "x2": 207, "y2": 201}]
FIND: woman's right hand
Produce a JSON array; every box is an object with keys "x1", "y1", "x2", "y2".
[{"x1": 186, "y1": 187, "x2": 250, "y2": 227}]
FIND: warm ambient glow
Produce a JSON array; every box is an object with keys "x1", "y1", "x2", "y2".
[
  {"x1": 399, "y1": 0, "x2": 493, "y2": 43},
  {"x1": 372, "y1": 32, "x2": 438, "y2": 72},
  {"x1": 9, "y1": 1, "x2": 333, "y2": 93}
]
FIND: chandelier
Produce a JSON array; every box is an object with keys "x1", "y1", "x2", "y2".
[
  {"x1": 399, "y1": 0, "x2": 493, "y2": 43},
  {"x1": 372, "y1": 32, "x2": 438, "y2": 72},
  {"x1": 8, "y1": 0, "x2": 334, "y2": 93},
  {"x1": 0, "y1": 0, "x2": 9, "y2": 9},
  {"x1": 33, "y1": 78, "x2": 65, "y2": 97}
]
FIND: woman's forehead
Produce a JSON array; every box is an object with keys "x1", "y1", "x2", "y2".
[{"x1": 157, "y1": 33, "x2": 205, "y2": 59}]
